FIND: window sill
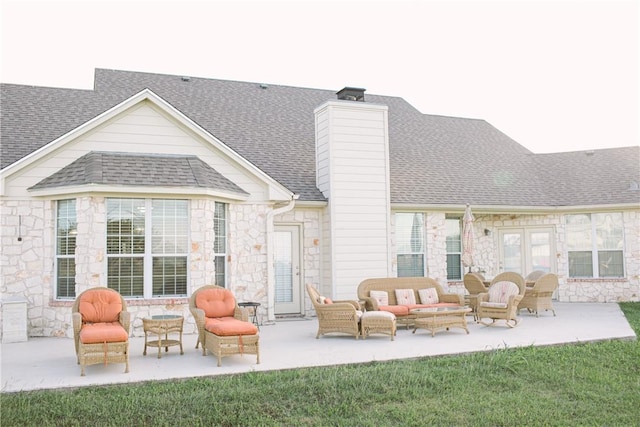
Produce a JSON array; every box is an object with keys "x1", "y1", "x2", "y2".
[{"x1": 50, "y1": 297, "x2": 189, "y2": 307}]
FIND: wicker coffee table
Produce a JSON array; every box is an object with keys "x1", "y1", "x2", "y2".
[
  {"x1": 143, "y1": 315, "x2": 184, "y2": 358},
  {"x1": 410, "y1": 306, "x2": 472, "y2": 337}
]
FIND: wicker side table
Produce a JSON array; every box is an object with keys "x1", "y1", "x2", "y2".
[{"x1": 143, "y1": 315, "x2": 184, "y2": 359}]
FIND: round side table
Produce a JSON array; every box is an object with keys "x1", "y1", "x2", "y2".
[
  {"x1": 142, "y1": 314, "x2": 184, "y2": 358},
  {"x1": 238, "y1": 302, "x2": 261, "y2": 330}
]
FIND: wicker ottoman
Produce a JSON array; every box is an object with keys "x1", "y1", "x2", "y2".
[{"x1": 361, "y1": 311, "x2": 396, "y2": 340}]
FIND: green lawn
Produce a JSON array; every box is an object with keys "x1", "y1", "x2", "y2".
[{"x1": 2, "y1": 302, "x2": 639, "y2": 426}]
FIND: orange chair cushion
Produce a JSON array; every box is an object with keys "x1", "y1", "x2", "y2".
[
  {"x1": 379, "y1": 305, "x2": 410, "y2": 316},
  {"x1": 79, "y1": 289, "x2": 123, "y2": 323},
  {"x1": 79, "y1": 322, "x2": 128, "y2": 344},
  {"x1": 204, "y1": 317, "x2": 258, "y2": 336},
  {"x1": 195, "y1": 288, "x2": 236, "y2": 318}
]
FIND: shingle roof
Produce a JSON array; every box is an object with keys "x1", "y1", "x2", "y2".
[
  {"x1": 2, "y1": 69, "x2": 639, "y2": 207},
  {"x1": 28, "y1": 152, "x2": 248, "y2": 196}
]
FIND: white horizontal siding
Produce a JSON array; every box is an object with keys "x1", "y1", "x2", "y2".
[
  {"x1": 315, "y1": 107, "x2": 331, "y2": 198},
  {"x1": 4, "y1": 102, "x2": 269, "y2": 200},
  {"x1": 315, "y1": 101, "x2": 391, "y2": 300}
]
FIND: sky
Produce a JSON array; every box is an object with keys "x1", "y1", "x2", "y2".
[{"x1": 1, "y1": 0, "x2": 638, "y2": 154}]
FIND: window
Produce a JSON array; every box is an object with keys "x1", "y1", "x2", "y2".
[
  {"x1": 567, "y1": 213, "x2": 624, "y2": 278},
  {"x1": 56, "y1": 199, "x2": 77, "y2": 299},
  {"x1": 213, "y1": 202, "x2": 227, "y2": 287},
  {"x1": 446, "y1": 218, "x2": 462, "y2": 280},
  {"x1": 107, "y1": 198, "x2": 188, "y2": 298},
  {"x1": 395, "y1": 213, "x2": 425, "y2": 277}
]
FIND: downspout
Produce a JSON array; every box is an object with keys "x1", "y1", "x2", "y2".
[{"x1": 265, "y1": 194, "x2": 299, "y2": 323}]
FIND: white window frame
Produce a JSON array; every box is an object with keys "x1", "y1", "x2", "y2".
[
  {"x1": 55, "y1": 199, "x2": 77, "y2": 299},
  {"x1": 566, "y1": 212, "x2": 625, "y2": 278},
  {"x1": 395, "y1": 212, "x2": 426, "y2": 277},
  {"x1": 213, "y1": 201, "x2": 228, "y2": 288},
  {"x1": 446, "y1": 217, "x2": 463, "y2": 281},
  {"x1": 106, "y1": 198, "x2": 189, "y2": 298}
]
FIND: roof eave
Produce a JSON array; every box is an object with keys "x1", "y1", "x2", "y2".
[
  {"x1": 27, "y1": 184, "x2": 250, "y2": 201},
  {"x1": 390, "y1": 202, "x2": 640, "y2": 214}
]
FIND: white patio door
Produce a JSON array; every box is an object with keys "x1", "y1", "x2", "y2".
[
  {"x1": 498, "y1": 228, "x2": 556, "y2": 275},
  {"x1": 274, "y1": 225, "x2": 302, "y2": 315}
]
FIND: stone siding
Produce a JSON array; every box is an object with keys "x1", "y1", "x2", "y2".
[{"x1": 2, "y1": 200, "x2": 639, "y2": 339}]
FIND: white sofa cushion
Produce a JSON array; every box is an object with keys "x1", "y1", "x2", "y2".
[
  {"x1": 395, "y1": 288, "x2": 417, "y2": 305},
  {"x1": 418, "y1": 288, "x2": 439, "y2": 304},
  {"x1": 370, "y1": 290, "x2": 389, "y2": 306}
]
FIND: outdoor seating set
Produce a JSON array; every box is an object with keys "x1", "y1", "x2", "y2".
[
  {"x1": 308, "y1": 272, "x2": 560, "y2": 340},
  {"x1": 307, "y1": 277, "x2": 473, "y2": 340},
  {"x1": 72, "y1": 272, "x2": 559, "y2": 375},
  {"x1": 463, "y1": 271, "x2": 559, "y2": 326},
  {"x1": 72, "y1": 285, "x2": 259, "y2": 376},
  {"x1": 306, "y1": 283, "x2": 397, "y2": 340}
]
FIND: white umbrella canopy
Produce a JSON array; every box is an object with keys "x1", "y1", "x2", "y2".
[{"x1": 461, "y1": 204, "x2": 475, "y2": 272}]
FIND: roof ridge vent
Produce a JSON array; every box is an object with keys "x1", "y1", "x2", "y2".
[{"x1": 336, "y1": 87, "x2": 366, "y2": 102}]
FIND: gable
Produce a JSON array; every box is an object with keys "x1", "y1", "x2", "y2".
[{"x1": 1, "y1": 91, "x2": 294, "y2": 201}]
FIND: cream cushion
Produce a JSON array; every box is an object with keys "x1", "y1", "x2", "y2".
[
  {"x1": 418, "y1": 288, "x2": 439, "y2": 304},
  {"x1": 395, "y1": 288, "x2": 417, "y2": 305},
  {"x1": 370, "y1": 290, "x2": 389, "y2": 306},
  {"x1": 362, "y1": 311, "x2": 396, "y2": 320},
  {"x1": 480, "y1": 281, "x2": 520, "y2": 309}
]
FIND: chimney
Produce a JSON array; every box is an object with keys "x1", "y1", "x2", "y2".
[{"x1": 336, "y1": 87, "x2": 366, "y2": 102}]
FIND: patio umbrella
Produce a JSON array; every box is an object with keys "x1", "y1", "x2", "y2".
[{"x1": 461, "y1": 204, "x2": 475, "y2": 272}]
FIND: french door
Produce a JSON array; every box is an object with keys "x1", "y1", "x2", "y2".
[
  {"x1": 274, "y1": 225, "x2": 302, "y2": 315},
  {"x1": 498, "y1": 227, "x2": 556, "y2": 275}
]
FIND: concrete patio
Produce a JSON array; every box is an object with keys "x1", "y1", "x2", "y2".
[{"x1": 1, "y1": 302, "x2": 636, "y2": 393}]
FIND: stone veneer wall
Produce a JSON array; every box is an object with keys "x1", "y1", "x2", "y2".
[
  {"x1": 0, "y1": 198, "x2": 270, "y2": 338},
  {"x1": 227, "y1": 203, "x2": 269, "y2": 314},
  {"x1": 391, "y1": 211, "x2": 639, "y2": 303},
  {"x1": 457, "y1": 213, "x2": 638, "y2": 302},
  {"x1": 1, "y1": 199, "x2": 55, "y2": 336},
  {"x1": 2, "y1": 200, "x2": 638, "y2": 339}
]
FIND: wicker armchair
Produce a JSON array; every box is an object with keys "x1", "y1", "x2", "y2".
[
  {"x1": 463, "y1": 273, "x2": 488, "y2": 321},
  {"x1": 477, "y1": 272, "x2": 526, "y2": 328},
  {"x1": 189, "y1": 285, "x2": 259, "y2": 367},
  {"x1": 72, "y1": 287, "x2": 130, "y2": 376},
  {"x1": 306, "y1": 284, "x2": 362, "y2": 339},
  {"x1": 518, "y1": 273, "x2": 558, "y2": 317},
  {"x1": 525, "y1": 270, "x2": 546, "y2": 283}
]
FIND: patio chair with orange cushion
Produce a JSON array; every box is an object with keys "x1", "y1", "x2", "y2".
[
  {"x1": 518, "y1": 273, "x2": 559, "y2": 317},
  {"x1": 189, "y1": 285, "x2": 260, "y2": 367},
  {"x1": 72, "y1": 287, "x2": 130, "y2": 376},
  {"x1": 477, "y1": 272, "x2": 526, "y2": 328}
]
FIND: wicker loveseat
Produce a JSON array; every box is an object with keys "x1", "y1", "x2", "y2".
[{"x1": 357, "y1": 277, "x2": 464, "y2": 328}]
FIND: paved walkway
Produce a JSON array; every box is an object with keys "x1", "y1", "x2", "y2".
[{"x1": 1, "y1": 302, "x2": 636, "y2": 393}]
